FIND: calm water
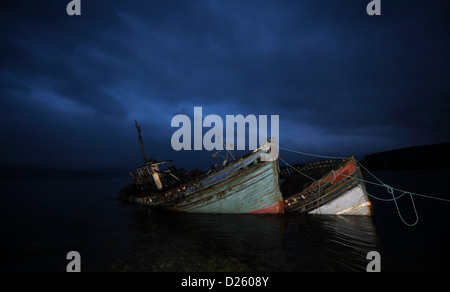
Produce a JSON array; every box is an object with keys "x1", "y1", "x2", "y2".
[{"x1": 1, "y1": 169, "x2": 449, "y2": 272}]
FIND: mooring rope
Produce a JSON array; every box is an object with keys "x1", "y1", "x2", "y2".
[
  {"x1": 280, "y1": 157, "x2": 325, "y2": 214},
  {"x1": 279, "y1": 157, "x2": 317, "y2": 182},
  {"x1": 339, "y1": 170, "x2": 420, "y2": 227},
  {"x1": 277, "y1": 145, "x2": 450, "y2": 226}
]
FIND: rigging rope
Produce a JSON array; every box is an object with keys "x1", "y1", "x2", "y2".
[{"x1": 278, "y1": 145, "x2": 450, "y2": 227}]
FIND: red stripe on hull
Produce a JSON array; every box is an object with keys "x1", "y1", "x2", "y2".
[
  {"x1": 324, "y1": 160, "x2": 356, "y2": 184},
  {"x1": 248, "y1": 201, "x2": 284, "y2": 214},
  {"x1": 295, "y1": 159, "x2": 356, "y2": 196}
]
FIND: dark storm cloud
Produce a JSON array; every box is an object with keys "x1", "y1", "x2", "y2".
[{"x1": 0, "y1": 0, "x2": 449, "y2": 170}]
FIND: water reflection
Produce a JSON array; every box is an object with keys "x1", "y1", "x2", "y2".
[
  {"x1": 109, "y1": 206, "x2": 379, "y2": 272},
  {"x1": 284, "y1": 214, "x2": 380, "y2": 272},
  {"x1": 3, "y1": 170, "x2": 446, "y2": 271}
]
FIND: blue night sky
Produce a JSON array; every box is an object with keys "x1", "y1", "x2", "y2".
[{"x1": 1, "y1": 0, "x2": 449, "y2": 172}]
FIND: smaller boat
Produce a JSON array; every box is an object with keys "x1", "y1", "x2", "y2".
[{"x1": 281, "y1": 158, "x2": 374, "y2": 215}]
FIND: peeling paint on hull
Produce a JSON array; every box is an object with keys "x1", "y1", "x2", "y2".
[
  {"x1": 127, "y1": 140, "x2": 284, "y2": 214},
  {"x1": 308, "y1": 183, "x2": 373, "y2": 215},
  {"x1": 162, "y1": 159, "x2": 284, "y2": 214}
]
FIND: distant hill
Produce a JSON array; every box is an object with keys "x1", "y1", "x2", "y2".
[{"x1": 360, "y1": 143, "x2": 450, "y2": 170}]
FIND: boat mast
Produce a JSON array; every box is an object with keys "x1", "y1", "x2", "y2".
[{"x1": 134, "y1": 120, "x2": 148, "y2": 164}]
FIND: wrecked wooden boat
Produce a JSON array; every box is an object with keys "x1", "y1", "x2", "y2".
[
  {"x1": 119, "y1": 121, "x2": 284, "y2": 214},
  {"x1": 120, "y1": 121, "x2": 373, "y2": 216},
  {"x1": 280, "y1": 158, "x2": 374, "y2": 215}
]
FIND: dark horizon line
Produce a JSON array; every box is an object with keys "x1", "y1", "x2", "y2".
[{"x1": 1, "y1": 141, "x2": 449, "y2": 178}]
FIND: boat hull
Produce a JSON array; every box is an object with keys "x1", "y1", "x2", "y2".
[
  {"x1": 283, "y1": 158, "x2": 373, "y2": 216},
  {"x1": 127, "y1": 141, "x2": 284, "y2": 214},
  {"x1": 162, "y1": 160, "x2": 284, "y2": 214},
  {"x1": 307, "y1": 181, "x2": 372, "y2": 215}
]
